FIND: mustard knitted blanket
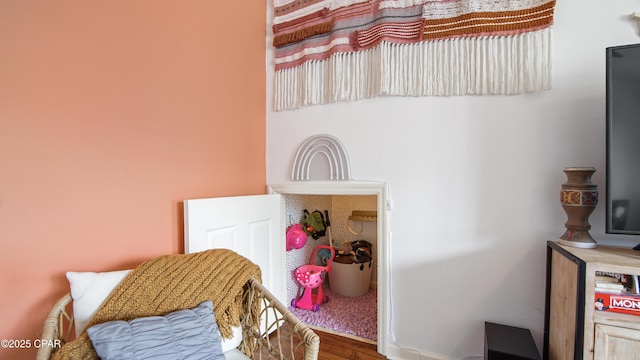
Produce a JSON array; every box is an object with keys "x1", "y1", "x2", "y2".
[{"x1": 52, "y1": 249, "x2": 262, "y2": 360}]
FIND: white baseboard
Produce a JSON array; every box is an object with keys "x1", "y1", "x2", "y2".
[{"x1": 385, "y1": 343, "x2": 456, "y2": 360}]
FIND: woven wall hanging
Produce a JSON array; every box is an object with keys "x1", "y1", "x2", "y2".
[{"x1": 272, "y1": 0, "x2": 556, "y2": 111}]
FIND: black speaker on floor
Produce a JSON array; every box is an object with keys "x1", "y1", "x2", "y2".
[{"x1": 484, "y1": 322, "x2": 541, "y2": 360}]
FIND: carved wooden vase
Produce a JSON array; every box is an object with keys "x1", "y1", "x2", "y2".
[{"x1": 559, "y1": 167, "x2": 598, "y2": 248}]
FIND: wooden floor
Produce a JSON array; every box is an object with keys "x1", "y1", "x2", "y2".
[
  {"x1": 313, "y1": 328, "x2": 387, "y2": 360},
  {"x1": 258, "y1": 323, "x2": 387, "y2": 360}
]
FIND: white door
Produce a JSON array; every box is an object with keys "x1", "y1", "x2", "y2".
[{"x1": 184, "y1": 194, "x2": 285, "y2": 303}]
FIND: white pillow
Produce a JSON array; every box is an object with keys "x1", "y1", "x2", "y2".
[
  {"x1": 222, "y1": 324, "x2": 243, "y2": 351},
  {"x1": 66, "y1": 270, "x2": 132, "y2": 337},
  {"x1": 65, "y1": 269, "x2": 243, "y2": 351}
]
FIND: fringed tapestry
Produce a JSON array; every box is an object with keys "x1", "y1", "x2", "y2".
[{"x1": 272, "y1": 0, "x2": 556, "y2": 111}]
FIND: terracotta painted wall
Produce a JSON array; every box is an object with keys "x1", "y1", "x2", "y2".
[{"x1": 0, "y1": 2, "x2": 266, "y2": 359}]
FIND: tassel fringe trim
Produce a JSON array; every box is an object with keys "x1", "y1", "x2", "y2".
[{"x1": 273, "y1": 27, "x2": 552, "y2": 111}]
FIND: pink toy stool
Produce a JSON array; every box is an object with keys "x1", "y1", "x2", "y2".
[{"x1": 291, "y1": 245, "x2": 335, "y2": 312}]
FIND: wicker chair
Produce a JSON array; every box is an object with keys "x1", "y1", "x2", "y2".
[{"x1": 37, "y1": 278, "x2": 319, "y2": 360}]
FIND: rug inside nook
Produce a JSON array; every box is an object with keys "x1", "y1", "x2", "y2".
[{"x1": 289, "y1": 286, "x2": 377, "y2": 341}]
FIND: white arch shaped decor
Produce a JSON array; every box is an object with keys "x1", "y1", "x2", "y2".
[{"x1": 291, "y1": 134, "x2": 352, "y2": 181}]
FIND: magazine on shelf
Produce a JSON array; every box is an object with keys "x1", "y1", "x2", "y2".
[
  {"x1": 595, "y1": 271, "x2": 630, "y2": 284},
  {"x1": 596, "y1": 282, "x2": 625, "y2": 289},
  {"x1": 595, "y1": 272, "x2": 637, "y2": 291},
  {"x1": 595, "y1": 287, "x2": 625, "y2": 294}
]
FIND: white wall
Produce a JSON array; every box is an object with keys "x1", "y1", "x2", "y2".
[{"x1": 266, "y1": 1, "x2": 640, "y2": 358}]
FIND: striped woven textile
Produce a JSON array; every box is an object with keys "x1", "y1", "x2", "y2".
[{"x1": 272, "y1": 0, "x2": 556, "y2": 111}]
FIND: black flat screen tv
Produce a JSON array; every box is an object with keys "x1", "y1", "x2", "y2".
[{"x1": 606, "y1": 43, "x2": 640, "y2": 235}]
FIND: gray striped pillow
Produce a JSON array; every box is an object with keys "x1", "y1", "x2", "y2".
[{"x1": 87, "y1": 301, "x2": 224, "y2": 360}]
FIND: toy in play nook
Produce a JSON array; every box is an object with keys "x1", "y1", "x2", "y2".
[
  {"x1": 286, "y1": 223, "x2": 308, "y2": 251},
  {"x1": 301, "y1": 209, "x2": 326, "y2": 240},
  {"x1": 291, "y1": 245, "x2": 335, "y2": 312}
]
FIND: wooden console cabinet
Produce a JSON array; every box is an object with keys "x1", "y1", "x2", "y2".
[{"x1": 544, "y1": 241, "x2": 640, "y2": 360}]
